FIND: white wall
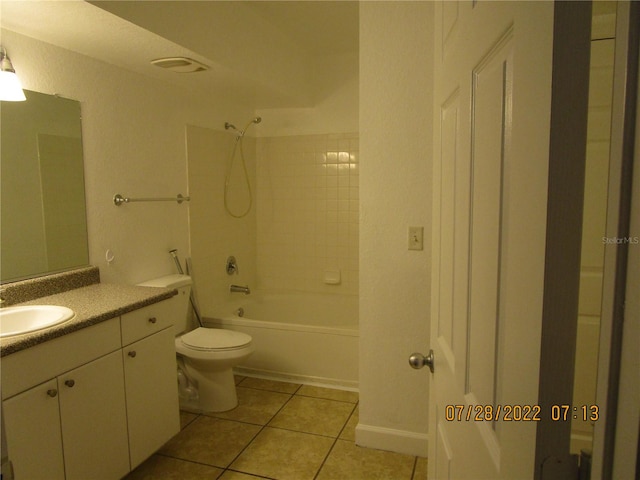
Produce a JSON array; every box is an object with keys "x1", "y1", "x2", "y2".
[
  {"x1": 186, "y1": 125, "x2": 257, "y2": 314},
  {"x1": 357, "y1": 2, "x2": 433, "y2": 457},
  {"x1": 256, "y1": 52, "x2": 359, "y2": 137},
  {"x1": 1, "y1": 29, "x2": 253, "y2": 285}
]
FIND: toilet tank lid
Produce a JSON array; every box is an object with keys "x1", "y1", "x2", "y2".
[{"x1": 137, "y1": 274, "x2": 192, "y2": 289}]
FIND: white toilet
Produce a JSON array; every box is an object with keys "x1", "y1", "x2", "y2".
[{"x1": 137, "y1": 274, "x2": 253, "y2": 412}]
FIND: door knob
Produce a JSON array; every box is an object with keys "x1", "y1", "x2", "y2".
[{"x1": 409, "y1": 350, "x2": 434, "y2": 373}]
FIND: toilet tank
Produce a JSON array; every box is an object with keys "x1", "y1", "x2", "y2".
[{"x1": 137, "y1": 274, "x2": 192, "y2": 334}]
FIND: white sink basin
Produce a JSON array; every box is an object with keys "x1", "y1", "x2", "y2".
[{"x1": 0, "y1": 305, "x2": 76, "y2": 338}]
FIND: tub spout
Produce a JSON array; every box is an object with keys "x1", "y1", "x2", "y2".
[{"x1": 230, "y1": 284, "x2": 251, "y2": 295}]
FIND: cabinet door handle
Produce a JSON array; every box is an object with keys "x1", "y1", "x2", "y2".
[
  {"x1": 47, "y1": 389, "x2": 58, "y2": 397},
  {"x1": 128, "y1": 351, "x2": 137, "y2": 358},
  {"x1": 148, "y1": 317, "x2": 157, "y2": 324},
  {"x1": 64, "y1": 380, "x2": 75, "y2": 388}
]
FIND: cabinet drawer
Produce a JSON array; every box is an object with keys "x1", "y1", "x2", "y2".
[
  {"x1": 120, "y1": 299, "x2": 174, "y2": 346},
  {"x1": 1, "y1": 318, "x2": 121, "y2": 400}
]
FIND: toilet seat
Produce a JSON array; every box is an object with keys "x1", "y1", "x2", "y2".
[{"x1": 180, "y1": 327, "x2": 252, "y2": 352}]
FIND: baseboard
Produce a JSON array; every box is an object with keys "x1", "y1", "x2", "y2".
[
  {"x1": 234, "y1": 366, "x2": 359, "y2": 392},
  {"x1": 355, "y1": 423, "x2": 428, "y2": 457}
]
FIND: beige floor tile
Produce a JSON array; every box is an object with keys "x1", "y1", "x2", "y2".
[
  {"x1": 238, "y1": 376, "x2": 301, "y2": 394},
  {"x1": 219, "y1": 470, "x2": 271, "y2": 479},
  {"x1": 339, "y1": 405, "x2": 359, "y2": 441},
  {"x1": 207, "y1": 386, "x2": 292, "y2": 425},
  {"x1": 413, "y1": 456, "x2": 428, "y2": 479},
  {"x1": 179, "y1": 411, "x2": 199, "y2": 430},
  {"x1": 297, "y1": 385, "x2": 359, "y2": 403},
  {"x1": 160, "y1": 416, "x2": 260, "y2": 468},
  {"x1": 317, "y1": 439, "x2": 417, "y2": 480},
  {"x1": 124, "y1": 454, "x2": 223, "y2": 479},
  {"x1": 230, "y1": 427, "x2": 334, "y2": 480},
  {"x1": 269, "y1": 395, "x2": 355, "y2": 437}
]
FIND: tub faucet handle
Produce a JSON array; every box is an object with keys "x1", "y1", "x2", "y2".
[{"x1": 226, "y1": 256, "x2": 238, "y2": 275}]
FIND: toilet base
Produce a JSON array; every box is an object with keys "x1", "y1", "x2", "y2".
[
  {"x1": 196, "y1": 368, "x2": 238, "y2": 412},
  {"x1": 175, "y1": 332, "x2": 253, "y2": 413},
  {"x1": 180, "y1": 361, "x2": 239, "y2": 413}
]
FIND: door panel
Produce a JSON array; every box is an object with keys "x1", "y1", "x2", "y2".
[
  {"x1": 437, "y1": 87, "x2": 460, "y2": 367},
  {"x1": 430, "y1": 1, "x2": 555, "y2": 478},
  {"x1": 436, "y1": 418, "x2": 453, "y2": 479},
  {"x1": 467, "y1": 29, "x2": 512, "y2": 423}
]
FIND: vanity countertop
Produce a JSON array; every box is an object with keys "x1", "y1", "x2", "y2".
[{"x1": 0, "y1": 283, "x2": 176, "y2": 357}]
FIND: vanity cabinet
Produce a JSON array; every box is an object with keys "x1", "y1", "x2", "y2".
[
  {"x1": 1, "y1": 297, "x2": 180, "y2": 480},
  {"x1": 3, "y1": 379, "x2": 65, "y2": 479},
  {"x1": 121, "y1": 304, "x2": 179, "y2": 469},
  {"x1": 58, "y1": 351, "x2": 130, "y2": 479},
  {"x1": 3, "y1": 351, "x2": 130, "y2": 480}
]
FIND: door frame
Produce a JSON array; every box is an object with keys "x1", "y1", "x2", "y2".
[
  {"x1": 592, "y1": 1, "x2": 640, "y2": 478},
  {"x1": 533, "y1": 1, "x2": 639, "y2": 478},
  {"x1": 534, "y1": 2, "x2": 592, "y2": 478}
]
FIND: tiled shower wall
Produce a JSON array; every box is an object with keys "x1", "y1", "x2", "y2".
[{"x1": 256, "y1": 134, "x2": 359, "y2": 295}]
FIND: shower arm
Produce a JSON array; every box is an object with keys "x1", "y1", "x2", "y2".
[{"x1": 224, "y1": 117, "x2": 261, "y2": 138}]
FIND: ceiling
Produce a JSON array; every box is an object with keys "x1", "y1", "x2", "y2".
[{"x1": 0, "y1": 1, "x2": 359, "y2": 109}]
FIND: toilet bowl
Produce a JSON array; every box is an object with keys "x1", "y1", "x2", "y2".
[
  {"x1": 137, "y1": 274, "x2": 254, "y2": 412},
  {"x1": 175, "y1": 327, "x2": 253, "y2": 412}
]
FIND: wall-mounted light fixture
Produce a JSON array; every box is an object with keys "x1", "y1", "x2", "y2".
[{"x1": 0, "y1": 46, "x2": 26, "y2": 101}]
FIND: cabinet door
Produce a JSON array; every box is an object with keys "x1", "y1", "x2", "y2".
[
  {"x1": 123, "y1": 326, "x2": 180, "y2": 468},
  {"x1": 3, "y1": 379, "x2": 65, "y2": 480},
  {"x1": 58, "y1": 351, "x2": 130, "y2": 480}
]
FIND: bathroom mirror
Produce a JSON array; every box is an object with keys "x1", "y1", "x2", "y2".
[{"x1": 0, "y1": 90, "x2": 89, "y2": 283}]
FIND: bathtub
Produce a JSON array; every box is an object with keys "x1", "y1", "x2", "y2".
[{"x1": 205, "y1": 292, "x2": 359, "y2": 389}]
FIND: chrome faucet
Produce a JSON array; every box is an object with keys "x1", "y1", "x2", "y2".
[{"x1": 230, "y1": 284, "x2": 251, "y2": 295}]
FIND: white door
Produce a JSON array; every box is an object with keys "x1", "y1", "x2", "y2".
[{"x1": 429, "y1": 1, "x2": 556, "y2": 478}]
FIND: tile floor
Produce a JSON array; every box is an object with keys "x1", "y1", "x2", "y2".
[{"x1": 125, "y1": 376, "x2": 428, "y2": 480}]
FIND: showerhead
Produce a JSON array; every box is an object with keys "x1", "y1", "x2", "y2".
[{"x1": 224, "y1": 117, "x2": 262, "y2": 138}]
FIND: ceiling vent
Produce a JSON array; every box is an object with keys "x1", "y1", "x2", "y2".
[{"x1": 150, "y1": 57, "x2": 209, "y2": 73}]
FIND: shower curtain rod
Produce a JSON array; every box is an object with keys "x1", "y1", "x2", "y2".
[{"x1": 113, "y1": 193, "x2": 190, "y2": 206}]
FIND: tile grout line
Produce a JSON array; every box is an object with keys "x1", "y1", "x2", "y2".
[
  {"x1": 312, "y1": 401, "x2": 359, "y2": 480},
  {"x1": 410, "y1": 456, "x2": 419, "y2": 480},
  {"x1": 227, "y1": 379, "x2": 357, "y2": 479},
  {"x1": 173, "y1": 378, "x2": 364, "y2": 479},
  {"x1": 235, "y1": 376, "x2": 362, "y2": 479},
  {"x1": 217, "y1": 381, "x2": 303, "y2": 478}
]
